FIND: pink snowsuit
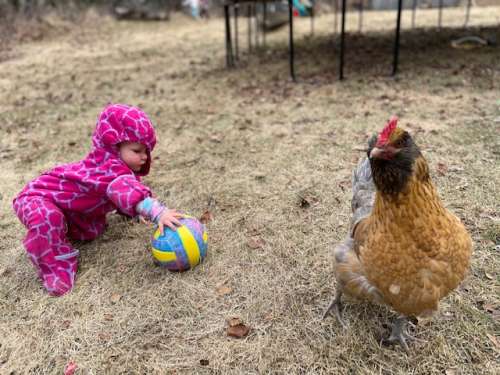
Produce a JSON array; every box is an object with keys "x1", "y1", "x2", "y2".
[{"x1": 13, "y1": 104, "x2": 157, "y2": 296}]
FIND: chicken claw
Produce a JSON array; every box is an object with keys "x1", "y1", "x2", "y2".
[
  {"x1": 323, "y1": 288, "x2": 348, "y2": 329},
  {"x1": 381, "y1": 316, "x2": 422, "y2": 352}
]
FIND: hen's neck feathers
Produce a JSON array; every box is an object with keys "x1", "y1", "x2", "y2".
[{"x1": 372, "y1": 156, "x2": 446, "y2": 220}]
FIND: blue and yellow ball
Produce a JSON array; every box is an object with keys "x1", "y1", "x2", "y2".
[{"x1": 151, "y1": 216, "x2": 208, "y2": 271}]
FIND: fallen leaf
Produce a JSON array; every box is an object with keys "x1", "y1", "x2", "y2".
[
  {"x1": 486, "y1": 334, "x2": 500, "y2": 351},
  {"x1": 199, "y1": 210, "x2": 213, "y2": 224},
  {"x1": 484, "y1": 272, "x2": 494, "y2": 280},
  {"x1": 228, "y1": 317, "x2": 243, "y2": 327},
  {"x1": 110, "y1": 294, "x2": 122, "y2": 304},
  {"x1": 247, "y1": 237, "x2": 266, "y2": 250},
  {"x1": 445, "y1": 369, "x2": 457, "y2": 375},
  {"x1": 227, "y1": 322, "x2": 250, "y2": 338},
  {"x1": 104, "y1": 313, "x2": 114, "y2": 321},
  {"x1": 64, "y1": 361, "x2": 77, "y2": 375},
  {"x1": 436, "y1": 162, "x2": 448, "y2": 176},
  {"x1": 216, "y1": 285, "x2": 232, "y2": 296}
]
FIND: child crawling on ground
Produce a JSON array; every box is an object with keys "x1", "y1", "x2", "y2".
[{"x1": 13, "y1": 103, "x2": 182, "y2": 296}]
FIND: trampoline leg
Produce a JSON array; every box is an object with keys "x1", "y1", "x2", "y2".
[{"x1": 392, "y1": 0, "x2": 403, "y2": 76}]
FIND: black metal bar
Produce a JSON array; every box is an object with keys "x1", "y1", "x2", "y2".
[
  {"x1": 234, "y1": 4, "x2": 239, "y2": 60},
  {"x1": 392, "y1": 0, "x2": 403, "y2": 76},
  {"x1": 438, "y1": 0, "x2": 443, "y2": 30},
  {"x1": 288, "y1": 0, "x2": 296, "y2": 81},
  {"x1": 311, "y1": 3, "x2": 314, "y2": 35},
  {"x1": 339, "y1": 0, "x2": 346, "y2": 80},
  {"x1": 411, "y1": 0, "x2": 417, "y2": 29},
  {"x1": 358, "y1": 0, "x2": 363, "y2": 33},
  {"x1": 247, "y1": 3, "x2": 252, "y2": 52},
  {"x1": 254, "y1": 3, "x2": 258, "y2": 47},
  {"x1": 334, "y1": 0, "x2": 338, "y2": 35},
  {"x1": 263, "y1": 0, "x2": 267, "y2": 46},
  {"x1": 464, "y1": 0, "x2": 472, "y2": 27},
  {"x1": 224, "y1": 4, "x2": 234, "y2": 68}
]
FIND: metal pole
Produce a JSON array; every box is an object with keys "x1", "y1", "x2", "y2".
[
  {"x1": 254, "y1": 3, "x2": 258, "y2": 47},
  {"x1": 438, "y1": 0, "x2": 443, "y2": 30},
  {"x1": 311, "y1": 2, "x2": 314, "y2": 36},
  {"x1": 411, "y1": 0, "x2": 417, "y2": 29},
  {"x1": 234, "y1": 4, "x2": 239, "y2": 61},
  {"x1": 288, "y1": 0, "x2": 296, "y2": 81},
  {"x1": 392, "y1": 0, "x2": 403, "y2": 76},
  {"x1": 263, "y1": 0, "x2": 267, "y2": 46},
  {"x1": 247, "y1": 3, "x2": 252, "y2": 52},
  {"x1": 464, "y1": 0, "x2": 472, "y2": 27},
  {"x1": 224, "y1": 4, "x2": 234, "y2": 68},
  {"x1": 358, "y1": 0, "x2": 363, "y2": 33},
  {"x1": 334, "y1": 0, "x2": 338, "y2": 35},
  {"x1": 339, "y1": 0, "x2": 346, "y2": 80}
]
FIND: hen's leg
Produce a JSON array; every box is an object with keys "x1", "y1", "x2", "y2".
[
  {"x1": 382, "y1": 315, "x2": 422, "y2": 352},
  {"x1": 323, "y1": 286, "x2": 348, "y2": 329}
]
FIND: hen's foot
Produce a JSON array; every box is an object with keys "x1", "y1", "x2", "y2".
[
  {"x1": 381, "y1": 316, "x2": 422, "y2": 352},
  {"x1": 323, "y1": 289, "x2": 348, "y2": 329}
]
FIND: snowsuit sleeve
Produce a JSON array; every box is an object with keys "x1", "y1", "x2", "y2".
[{"x1": 106, "y1": 175, "x2": 152, "y2": 217}]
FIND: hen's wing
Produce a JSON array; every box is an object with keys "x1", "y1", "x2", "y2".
[{"x1": 334, "y1": 158, "x2": 381, "y2": 302}]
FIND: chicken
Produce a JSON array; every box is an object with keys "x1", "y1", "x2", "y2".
[{"x1": 324, "y1": 116, "x2": 472, "y2": 351}]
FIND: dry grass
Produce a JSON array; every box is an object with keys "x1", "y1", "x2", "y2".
[{"x1": 0, "y1": 5, "x2": 499, "y2": 374}]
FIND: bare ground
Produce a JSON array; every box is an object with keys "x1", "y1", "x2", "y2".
[{"x1": 0, "y1": 6, "x2": 499, "y2": 375}]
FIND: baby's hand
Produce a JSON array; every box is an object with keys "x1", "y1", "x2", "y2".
[{"x1": 157, "y1": 209, "x2": 184, "y2": 234}]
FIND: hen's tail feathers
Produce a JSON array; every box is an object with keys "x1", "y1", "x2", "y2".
[{"x1": 350, "y1": 158, "x2": 376, "y2": 235}]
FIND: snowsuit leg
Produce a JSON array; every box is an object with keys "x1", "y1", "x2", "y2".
[{"x1": 13, "y1": 197, "x2": 79, "y2": 296}]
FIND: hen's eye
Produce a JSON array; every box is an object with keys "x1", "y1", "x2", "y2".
[{"x1": 393, "y1": 139, "x2": 405, "y2": 148}]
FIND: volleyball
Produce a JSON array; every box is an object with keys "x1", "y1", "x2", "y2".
[{"x1": 151, "y1": 216, "x2": 208, "y2": 271}]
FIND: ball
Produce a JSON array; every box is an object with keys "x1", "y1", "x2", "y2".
[{"x1": 151, "y1": 216, "x2": 208, "y2": 271}]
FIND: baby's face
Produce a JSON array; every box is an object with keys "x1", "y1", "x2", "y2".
[{"x1": 119, "y1": 141, "x2": 148, "y2": 172}]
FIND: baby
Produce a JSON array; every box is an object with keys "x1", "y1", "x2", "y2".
[{"x1": 13, "y1": 103, "x2": 182, "y2": 296}]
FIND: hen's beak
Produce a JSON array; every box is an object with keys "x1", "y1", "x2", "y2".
[{"x1": 369, "y1": 147, "x2": 385, "y2": 159}]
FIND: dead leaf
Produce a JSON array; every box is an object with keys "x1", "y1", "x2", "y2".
[
  {"x1": 437, "y1": 162, "x2": 448, "y2": 176},
  {"x1": 110, "y1": 294, "x2": 122, "y2": 304},
  {"x1": 216, "y1": 285, "x2": 232, "y2": 296},
  {"x1": 445, "y1": 369, "x2": 457, "y2": 375},
  {"x1": 64, "y1": 361, "x2": 77, "y2": 375},
  {"x1": 98, "y1": 332, "x2": 111, "y2": 342},
  {"x1": 104, "y1": 313, "x2": 114, "y2": 321},
  {"x1": 227, "y1": 320, "x2": 251, "y2": 338},
  {"x1": 228, "y1": 317, "x2": 243, "y2": 327},
  {"x1": 247, "y1": 237, "x2": 266, "y2": 250},
  {"x1": 486, "y1": 334, "x2": 500, "y2": 351},
  {"x1": 484, "y1": 271, "x2": 494, "y2": 280},
  {"x1": 199, "y1": 210, "x2": 213, "y2": 224}
]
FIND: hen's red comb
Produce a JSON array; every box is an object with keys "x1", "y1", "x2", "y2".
[{"x1": 376, "y1": 116, "x2": 398, "y2": 146}]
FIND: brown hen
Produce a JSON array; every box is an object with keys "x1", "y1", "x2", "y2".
[{"x1": 324, "y1": 117, "x2": 472, "y2": 351}]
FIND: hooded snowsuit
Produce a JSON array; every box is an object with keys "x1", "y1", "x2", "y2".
[{"x1": 13, "y1": 104, "x2": 158, "y2": 296}]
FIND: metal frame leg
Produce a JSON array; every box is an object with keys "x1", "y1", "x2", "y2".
[
  {"x1": 411, "y1": 0, "x2": 417, "y2": 29},
  {"x1": 392, "y1": 0, "x2": 403, "y2": 76},
  {"x1": 263, "y1": 0, "x2": 267, "y2": 46},
  {"x1": 247, "y1": 3, "x2": 252, "y2": 52},
  {"x1": 358, "y1": 0, "x2": 363, "y2": 33},
  {"x1": 224, "y1": 4, "x2": 234, "y2": 68},
  {"x1": 234, "y1": 4, "x2": 239, "y2": 60},
  {"x1": 438, "y1": 0, "x2": 443, "y2": 30},
  {"x1": 288, "y1": 0, "x2": 296, "y2": 81},
  {"x1": 334, "y1": 0, "x2": 338, "y2": 35},
  {"x1": 311, "y1": 4, "x2": 315, "y2": 36},
  {"x1": 464, "y1": 0, "x2": 472, "y2": 27},
  {"x1": 339, "y1": 0, "x2": 346, "y2": 80}
]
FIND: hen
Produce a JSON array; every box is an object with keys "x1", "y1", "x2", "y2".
[{"x1": 324, "y1": 117, "x2": 472, "y2": 351}]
